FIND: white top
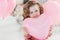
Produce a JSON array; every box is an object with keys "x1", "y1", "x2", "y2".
[
  {"x1": 0, "y1": 15, "x2": 24, "y2": 40},
  {"x1": 48, "y1": 24, "x2": 60, "y2": 40}
]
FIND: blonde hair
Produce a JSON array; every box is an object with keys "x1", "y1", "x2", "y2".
[{"x1": 23, "y1": 1, "x2": 44, "y2": 20}]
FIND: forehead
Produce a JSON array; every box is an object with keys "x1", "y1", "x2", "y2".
[{"x1": 29, "y1": 4, "x2": 39, "y2": 11}]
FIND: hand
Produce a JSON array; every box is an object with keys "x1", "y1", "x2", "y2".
[
  {"x1": 48, "y1": 26, "x2": 52, "y2": 37},
  {"x1": 23, "y1": 27, "x2": 29, "y2": 34},
  {"x1": 24, "y1": 34, "x2": 32, "y2": 40},
  {"x1": 46, "y1": 26, "x2": 52, "y2": 39},
  {"x1": 24, "y1": 34, "x2": 39, "y2": 40}
]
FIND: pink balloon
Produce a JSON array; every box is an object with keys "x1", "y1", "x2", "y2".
[
  {"x1": 23, "y1": 13, "x2": 53, "y2": 39},
  {"x1": 0, "y1": 0, "x2": 16, "y2": 19},
  {"x1": 47, "y1": 0, "x2": 60, "y2": 2},
  {"x1": 44, "y1": 1, "x2": 60, "y2": 25},
  {"x1": 56, "y1": 0, "x2": 60, "y2": 1},
  {"x1": 56, "y1": 0, "x2": 60, "y2": 4}
]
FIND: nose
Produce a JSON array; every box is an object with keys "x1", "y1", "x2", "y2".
[{"x1": 33, "y1": 12, "x2": 37, "y2": 16}]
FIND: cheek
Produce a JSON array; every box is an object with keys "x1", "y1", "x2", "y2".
[{"x1": 36, "y1": 10, "x2": 40, "y2": 15}]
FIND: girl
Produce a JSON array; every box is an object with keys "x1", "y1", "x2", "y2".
[{"x1": 23, "y1": 1, "x2": 52, "y2": 40}]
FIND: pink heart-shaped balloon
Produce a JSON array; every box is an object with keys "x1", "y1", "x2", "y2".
[
  {"x1": 0, "y1": 0, "x2": 16, "y2": 19},
  {"x1": 23, "y1": 13, "x2": 53, "y2": 39},
  {"x1": 44, "y1": 1, "x2": 60, "y2": 25}
]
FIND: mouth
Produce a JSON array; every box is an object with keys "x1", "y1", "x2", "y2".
[{"x1": 33, "y1": 15, "x2": 40, "y2": 18}]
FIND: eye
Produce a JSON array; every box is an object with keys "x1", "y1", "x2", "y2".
[
  {"x1": 35, "y1": 10, "x2": 38, "y2": 12},
  {"x1": 30, "y1": 12, "x2": 33, "y2": 14}
]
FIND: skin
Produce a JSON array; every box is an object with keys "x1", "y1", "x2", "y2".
[{"x1": 29, "y1": 4, "x2": 40, "y2": 18}]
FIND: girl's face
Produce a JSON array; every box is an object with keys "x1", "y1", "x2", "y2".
[{"x1": 29, "y1": 4, "x2": 40, "y2": 18}]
